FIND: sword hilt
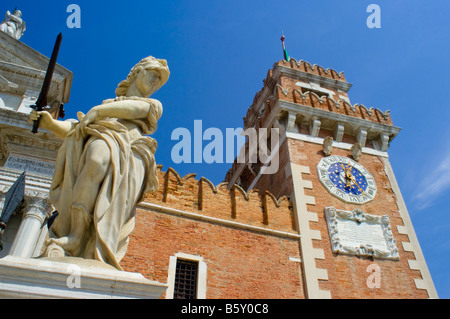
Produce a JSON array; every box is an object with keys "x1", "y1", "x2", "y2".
[
  {"x1": 30, "y1": 104, "x2": 50, "y2": 134},
  {"x1": 31, "y1": 118, "x2": 40, "y2": 134}
]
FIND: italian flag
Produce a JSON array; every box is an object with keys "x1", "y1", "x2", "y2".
[{"x1": 281, "y1": 34, "x2": 290, "y2": 62}]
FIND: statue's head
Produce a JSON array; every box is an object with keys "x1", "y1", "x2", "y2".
[
  {"x1": 116, "y1": 56, "x2": 170, "y2": 97},
  {"x1": 13, "y1": 10, "x2": 22, "y2": 18}
]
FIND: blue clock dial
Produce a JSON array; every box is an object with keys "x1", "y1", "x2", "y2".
[
  {"x1": 317, "y1": 155, "x2": 377, "y2": 204},
  {"x1": 327, "y1": 163, "x2": 368, "y2": 195}
]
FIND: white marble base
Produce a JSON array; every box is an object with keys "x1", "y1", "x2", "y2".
[{"x1": 0, "y1": 255, "x2": 167, "y2": 299}]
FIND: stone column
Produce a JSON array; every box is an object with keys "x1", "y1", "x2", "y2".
[{"x1": 9, "y1": 196, "x2": 50, "y2": 258}]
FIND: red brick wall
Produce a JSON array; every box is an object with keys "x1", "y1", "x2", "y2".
[
  {"x1": 122, "y1": 210, "x2": 304, "y2": 299},
  {"x1": 120, "y1": 166, "x2": 304, "y2": 299}
]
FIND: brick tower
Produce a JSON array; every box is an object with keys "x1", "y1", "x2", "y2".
[{"x1": 224, "y1": 58, "x2": 438, "y2": 298}]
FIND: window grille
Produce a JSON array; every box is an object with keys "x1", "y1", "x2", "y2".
[{"x1": 174, "y1": 259, "x2": 198, "y2": 299}]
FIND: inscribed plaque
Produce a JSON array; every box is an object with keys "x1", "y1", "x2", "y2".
[
  {"x1": 5, "y1": 155, "x2": 55, "y2": 177},
  {"x1": 324, "y1": 206, "x2": 399, "y2": 260}
]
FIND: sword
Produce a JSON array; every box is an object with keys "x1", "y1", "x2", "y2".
[{"x1": 31, "y1": 33, "x2": 63, "y2": 134}]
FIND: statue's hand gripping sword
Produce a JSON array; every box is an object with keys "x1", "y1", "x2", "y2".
[{"x1": 31, "y1": 33, "x2": 62, "y2": 134}]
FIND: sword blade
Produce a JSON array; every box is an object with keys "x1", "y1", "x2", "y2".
[{"x1": 32, "y1": 33, "x2": 63, "y2": 133}]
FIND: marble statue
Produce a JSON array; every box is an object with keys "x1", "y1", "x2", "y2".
[
  {"x1": 322, "y1": 136, "x2": 333, "y2": 156},
  {"x1": 0, "y1": 9, "x2": 26, "y2": 40},
  {"x1": 28, "y1": 56, "x2": 169, "y2": 269}
]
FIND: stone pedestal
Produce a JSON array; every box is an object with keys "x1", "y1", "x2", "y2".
[{"x1": 0, "y1": 256, "x2": 167, "y2": 299}]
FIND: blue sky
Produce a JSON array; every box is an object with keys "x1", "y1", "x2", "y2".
[{"x1": 3, "y1": 0, "x2": 449, "y2": 298}]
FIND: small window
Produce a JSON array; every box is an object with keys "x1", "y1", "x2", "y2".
[
  {"x1": 166, "y1": 253, "x2": 207, "y2": 299},
  {"x1": 174, "y1": 259, "x2": 199, "y2": 299}
]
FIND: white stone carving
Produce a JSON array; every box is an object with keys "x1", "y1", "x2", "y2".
[
  {"x1": 286, "y1": 112, "x2": 298, "y2": 133},
  {"x1": 44, "y1": 243, "x2": 65, "y2": 258},
  {"x1": 33, "y1": 56, "x2": 169, "y2": 270},
  {"x1": 309, "y1": 117, "x2": 321, "y2": 137},
  {"x1": 356, "y1": 128, "x2": 367, "y2": 147},
  {"x1": 350, "y1": 142, "x2": 362, "y2": 161},
  {"x1": 379, "y1": 132, "x2": 389, "y2": 152},
  {"x1": 334, "y1": 123, "x2": 344, "y2": 142},
  {"x1": 324, "y1": 206, "x2": 399, "y2": 260},
  {"x1": 0, "y1": 10, "x2": 26, "y2": 40},
  {"x1": 322, "y1": 136, "x2": 333, "y2": 156}
]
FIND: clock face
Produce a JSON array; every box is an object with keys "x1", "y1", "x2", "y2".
[{"x1": 317, "y1": 155, "x2": 377, "y2": 204}]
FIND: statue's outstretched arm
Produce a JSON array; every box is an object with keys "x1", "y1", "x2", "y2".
[
  {"x1": 75, "y1": 99, "x2": 152, "y2": 138},
  {"x1": 28, "y1": 110, "x2": 76, "y2": 139}
]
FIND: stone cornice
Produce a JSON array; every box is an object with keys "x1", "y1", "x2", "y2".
[
  {"x1": 276, "y1": 99, "x2": 401, "y2": 140},
  {"x1": 275, "y1": 64, "x2": 353, "y2": 93},
  {"x1": 0, "y1": 32, "x2": 73, "y2": 103},
  {"x1": 0, "y1": 60, "x2": 64, "y2": 98},
  {"x1": 0, "y1": 167, "x2": 52, "y2": 197}
]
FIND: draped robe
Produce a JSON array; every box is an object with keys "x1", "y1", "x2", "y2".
[{"x1": 49, "y1": 96, "x2": 162, "y2": 269}]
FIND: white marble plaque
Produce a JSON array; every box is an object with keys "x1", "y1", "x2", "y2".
[
  {"x1": 4, "y1": 154, "x2": 55, "y2": 177},
  {"x1": 324, "y1": 207, "x2": 399, "y2": 260}
]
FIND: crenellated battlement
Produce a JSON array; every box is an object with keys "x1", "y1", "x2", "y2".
[
  {"x1": 142, "y1": 165, "x2": 296, "y2": 234},
  {"x1": 243, "y1": 59, "x2": 394, "y2": 130},
  {"x1": 280, "y1": 58, "x2": 346, "y2": 81},
  {"x1": 275, "y1": 87, "x2": 393, "y2": 126}
]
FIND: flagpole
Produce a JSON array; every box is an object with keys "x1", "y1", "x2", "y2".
[{"x1": 281, "y1": 31, "x2": 289, "y2": 62}]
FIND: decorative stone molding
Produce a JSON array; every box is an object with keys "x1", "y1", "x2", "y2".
[
  {"x1": 324, "y1": 207, "x2": 399, "y2": 260},
  {"x1": 290, "y1": 163, "x2": 331, "y2": 299},
  {"x1": 1, "y1": 128, "x2": 62, "y2": 161},
  {"x1": 309, "y1": 117, "x2": 321, "y2": 137},
  {"x1": 378, "y1": 132, "x2": 389, "y2": 152},
  {"x1": 356, "y1": 128, "x2": 368, "y2": 147},
  {"x1": 286, "y1": 131, "x2": 389, "y2": 158},
  {"x1": 23, "y1": 196, "x2": 51, "y2": 222},
  {"x1": 276, "y1": 100, "x2": 400, "y2": 151},
  {"x1": 286, "y1": 112, "x2": 298, "y2": 133},
  {"x1": 334, "y1": 123, "x2": 344, "y2": 142},
  {"x1": 0, "y1": 167, "x2": 52, "y2": 196}
]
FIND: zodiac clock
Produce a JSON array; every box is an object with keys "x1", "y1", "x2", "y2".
[{"x1": 317, "y1": 155, "x2": 377, "y2": 204}]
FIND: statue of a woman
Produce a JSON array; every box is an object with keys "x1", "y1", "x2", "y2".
[{"x1": 29, "y1": 57, "x2": 169, "y2": 269}]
